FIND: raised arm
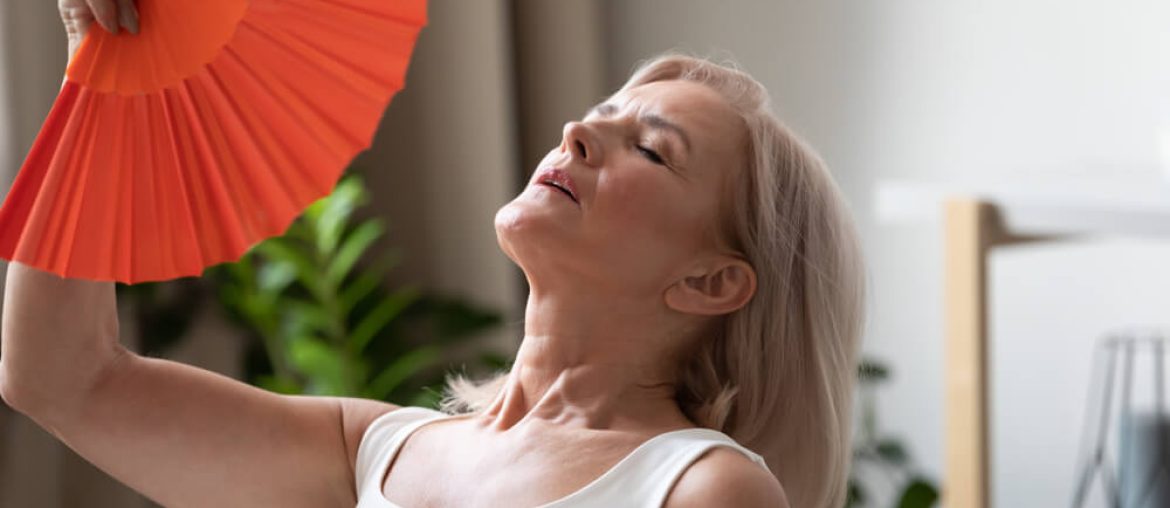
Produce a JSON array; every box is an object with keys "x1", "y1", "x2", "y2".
[
  {"x1": 0, "y1": 263, "x2": 399, "y2": 507},
  {"x1": 0, "y1": 3, "x2": 403, "y2": 504}
]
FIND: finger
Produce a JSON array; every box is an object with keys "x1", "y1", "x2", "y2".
[
  {"x1": 59, "y1": 0, "x2": 94, "y2": 58},
  {"x1": 60, "y1": 2, "x2": 95, "y2": 40},
  {"x1": 116, "y1": 0, "x2": 138, "y2": 35},
  {"x1": 84, "y1": 0, "x2": 118, "y2": 34}
]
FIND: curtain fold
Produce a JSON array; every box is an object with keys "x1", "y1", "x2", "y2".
[{"x1": 512, "y1": 0, "x2": 607, "y2": 180}]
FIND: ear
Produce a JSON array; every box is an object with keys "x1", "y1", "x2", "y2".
[{"x1": 664, "y1": 257, "x2": 757, "y2": 316}]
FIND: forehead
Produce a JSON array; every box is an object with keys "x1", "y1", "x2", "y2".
[
  {"x1": 609, "y1": 80, "x2": 745, "y2": 167},
  {"x1": 613, "y1": 80, "x2": 740, "y2": 132}
]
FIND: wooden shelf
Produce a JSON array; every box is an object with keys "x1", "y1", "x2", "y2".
[
  {"x1": 873, "y1": 178, "x2": 1170, "y2": 508},
  {"x1": 875, "y1": 179, "x2": 1170, "y2": 237}
]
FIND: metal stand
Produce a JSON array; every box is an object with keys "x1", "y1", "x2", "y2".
[{"x1": 1072, "y1": 332, "x2": 1170, "y2": 508}]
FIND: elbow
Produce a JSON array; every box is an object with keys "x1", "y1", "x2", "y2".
[
  {"x1": 0, "y1": 361, "x2": 27, "y2": 414},
  {"x1": 0, "y1": 344, "x2": 133, "y2": 419},
  {"x1": 1, "y1": 363, "x2": 60, "y2": 427},
  {"x1": 0, "y1": 359, "x2": 41, "y2": 416}
]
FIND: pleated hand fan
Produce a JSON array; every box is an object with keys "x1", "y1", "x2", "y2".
[{"x1": 0, "y1": 0, "x2": 426, "y2": 283}]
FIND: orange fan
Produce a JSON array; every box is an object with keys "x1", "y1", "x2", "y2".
[{"x1": 0, "y1": 0, "x2": 426, "y2": 284}]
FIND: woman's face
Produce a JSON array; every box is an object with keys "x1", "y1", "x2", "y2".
[{"x1": 496, "y1": 80, "x2": 747, "y2": 302}]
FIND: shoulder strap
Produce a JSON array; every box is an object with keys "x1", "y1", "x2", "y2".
[
  {"x1": 550, "y1": 428, "x2": 771, "y2": 508},
  {"x1": 354, "y1": 406, "x2": 446, "y2": 494},
  {"x1": 642, "y1": 429, "x2": 771, "y2": 506}
]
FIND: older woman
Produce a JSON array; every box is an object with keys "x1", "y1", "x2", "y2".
[{"x1": 0, "y1": 2, "x2": 864, "y2": 507}]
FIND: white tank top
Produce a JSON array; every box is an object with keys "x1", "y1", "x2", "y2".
[{"x1": 355, "y1": 406, "x2": 771, "y2": 508}]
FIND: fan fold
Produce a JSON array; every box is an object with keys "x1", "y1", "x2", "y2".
[{"x1": 0, "y1": 0, "x2": 426, "y2": 283}]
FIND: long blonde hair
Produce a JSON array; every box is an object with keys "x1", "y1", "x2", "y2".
[{"x1": 444, "y1": 54, "x2": 865, "y2": 508}]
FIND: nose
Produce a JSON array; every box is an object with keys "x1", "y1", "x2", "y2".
[{"x1": 561, "y1": 121, "x2": 602, "y2": 167}]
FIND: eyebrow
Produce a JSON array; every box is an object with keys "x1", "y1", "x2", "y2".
[{"x1": 588, "y1": 103, "x2": 693, "y2": 154}]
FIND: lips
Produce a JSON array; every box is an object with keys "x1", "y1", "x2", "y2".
[{"x1": 536, "y1": 168, "x2": 579, "y2": 204}]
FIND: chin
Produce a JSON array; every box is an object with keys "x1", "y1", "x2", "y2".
[{"x1": 493, "y1": 196, "x2": 577, "y2": 276}]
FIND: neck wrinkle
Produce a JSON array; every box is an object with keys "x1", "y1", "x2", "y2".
[{"x1": 470, "y1": 284, "x2": 706, "y2": 433}]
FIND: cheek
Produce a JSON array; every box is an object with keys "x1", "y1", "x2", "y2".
[{"x1": 594, "y1": 174, "x2": 708, "y2": 255}]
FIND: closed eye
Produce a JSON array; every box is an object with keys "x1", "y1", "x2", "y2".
[{"x1": 636, "y1": 145, "x2": 666, "y2": 165}]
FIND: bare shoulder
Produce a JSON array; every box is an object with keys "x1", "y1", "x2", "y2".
[
  {"x1": 663, "y1": 447, "x2": 789, "y2": 508},
  {"x1": 328, "y1": 397, "x2": 401, "y2": 469}
]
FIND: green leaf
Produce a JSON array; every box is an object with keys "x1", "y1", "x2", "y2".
[
  {"x1": 363, "y1": 346, "x2": 441, "y2": 401},
  {"x1": 282, "y1": 298, "x2": 338, "y2": 338},
  {"x1": 256, "y1": 239, "x2": 321, "y2": 296},
  {"x1": 858, "y1": 359, "x2": 890, "y2": 384},
  {"x1": 224, "y1": 253, "x2": 257, "y2": 283},
  {"x1": 315, "y1": 177, "x2": 367, "y2": 256},
  {"x1": 288, "y1": 337, "x2": 346, "y2": 395},
  {"x1": 897, "y1": 478, "x2": 939, "y2": 508},
  {"x1": 408, "y1": 389, "x2": 444, "y2": 409},
  {"x1": 339, "y1": 255, "x2": 396, "y2": 315},
  {"x1": 282, "y1": 219, "x2": 317, "y2": 245},
  {"x1": 876, "y1": 439, "x2": 909, "y2": 465},
  {"x1": 256, "y1": 374, "x2": 303, "y2": 395},
  {"x1": 302, "y1": 196, "x2": 327, "y2": 224},
  {"x1": 326, "y1": 219, "x2": 385, "y2": 286},
  {"x1": 237, "y1": 292, "x2": 272, "y2": 324},
  {"x1": 846, "y1": 480, "x2": 866, "y2": 508},
  {"x1": 258, "y1": 260, "x2": 298, "y2": 295},
  {"x1": 350, "y1": 287, "x2": 420, "y2": 353}
]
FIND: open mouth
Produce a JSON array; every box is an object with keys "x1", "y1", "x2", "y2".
[
  {"x1": 541, "y1": 181, "x2": 577, "y2": 203},
  {"x1": 536, "y1": 169, "x2": 579, "y2": 204}
]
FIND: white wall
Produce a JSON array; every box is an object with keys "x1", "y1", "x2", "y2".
[
  {"x1": 864, "y1": 2, "x2": 1170, "y2": 504},
  {"x1": 992, "y1": 240, "x2": 1170, "y2": 507},
  {"x1": 603, "y1": 0, "x2": 1170, "y2": 504},
  {"x1": 863, "y1": 0, "x2": 1170, "y2": 182}
]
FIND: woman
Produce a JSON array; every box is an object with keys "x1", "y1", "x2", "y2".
[{"x1": 0, "y1": 2, "x2": 863, "y2": 507}]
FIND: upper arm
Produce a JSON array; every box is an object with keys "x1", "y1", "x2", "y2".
[
  {"x1": 336, "y1": 395, "x2": 403, "y2": 482},
  {"x1": 663, "y1": 448, "x2": 789, "y2": 508},
  {"x1": 39, "y1": 350, "x2": 399, "y2": 508}
]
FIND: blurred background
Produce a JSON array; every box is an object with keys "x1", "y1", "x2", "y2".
[{"x1": 2, "y1": 0, "x2": 1170, "y2": 506}]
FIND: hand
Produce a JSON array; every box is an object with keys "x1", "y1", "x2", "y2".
[{"x1": 59, "y1": 0, "x2": 139, "y2": 58}]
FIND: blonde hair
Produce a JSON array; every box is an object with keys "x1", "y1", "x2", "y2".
[{"x1": 443, "y1": 54, "x2": 865, "y2": 508}]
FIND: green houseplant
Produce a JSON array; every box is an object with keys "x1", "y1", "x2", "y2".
[
  {"x1": 118, "y1": 172, "x2": 506, "y2": 408},
  {"x1": 847, "y1": 358, "x2": 940, "y2": 508}
]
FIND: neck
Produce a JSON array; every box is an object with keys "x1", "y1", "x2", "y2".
[{"x1": 476, "y1": 287, "x2": 701, "y2": 432}]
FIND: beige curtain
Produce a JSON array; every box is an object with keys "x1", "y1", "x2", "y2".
[
  {"x1": 0, "y1": 2, "x2": 95, "y2": 505},
  {"x1": 0, "y1": 1, "x2": 12, "y2": 488},
  {"x1": 0, "y1": 0, "x2": 606, "y2": 505}
]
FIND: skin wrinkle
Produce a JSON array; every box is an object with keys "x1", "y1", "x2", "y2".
[
  {"x1": 479, "y1": 80, "x2": 753, "y2": 435},
  {"x1": 587, "y1": 103, "x2": 693, "y2": 156},
  {"x1": 386, "y1": 77, "x2": 789, "y2": 507},
  {"x1": 335, "y1": 399, "x2": 357, "y2": 505}
]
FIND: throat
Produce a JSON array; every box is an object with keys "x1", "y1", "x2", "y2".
[{"x1": 475, "y1": 365, "x2": 686, "y2": 433}]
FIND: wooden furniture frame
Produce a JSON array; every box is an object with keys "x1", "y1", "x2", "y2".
[
  {"x1": 944, "y1": 199, "x2": 1046, "y2": 508},
  {"x1": 941, "y1": 193, "x2": 1170, "y2": 508}
]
